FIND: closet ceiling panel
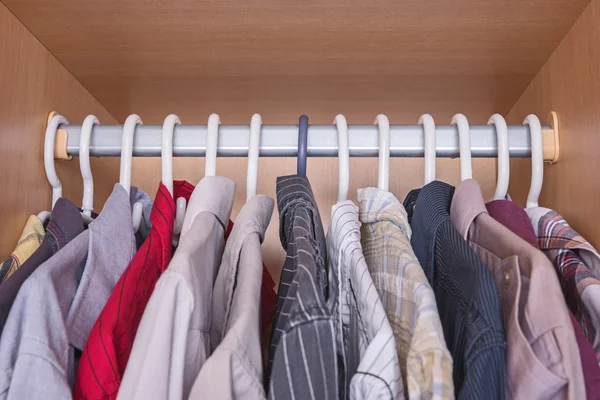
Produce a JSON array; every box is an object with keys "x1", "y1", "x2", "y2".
[{"x1": 3, "y1": 0, "x2": 588, "y2": 122}]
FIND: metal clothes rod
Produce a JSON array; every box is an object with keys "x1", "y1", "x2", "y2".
[{"x1": 61, "y1": 123, "x2": 552, "y2": 158}]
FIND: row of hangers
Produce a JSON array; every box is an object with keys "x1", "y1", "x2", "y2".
[{"x1": 39, "y1": 112, "x2": 544, "y2": 244}]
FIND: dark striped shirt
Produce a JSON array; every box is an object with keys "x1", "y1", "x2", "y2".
[
  {"x1": 403, "y1": 181, "x2": 507, "y2": 399},
  {"x1": 267, "y1": 175, "x2": 339, "y2": 400}
]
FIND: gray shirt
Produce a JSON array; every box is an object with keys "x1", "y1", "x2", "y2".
[
  {"x1": 0, "y1": 198, "x2": 84, "y2": 336},
  {"x1": 0, "y1": 184, "x2": 138, "y2": 400},
  {"x1": 267, "y1": 175, "x2": 339, "y2": 400},
  {"x1": 190, "y1": 194, "x2": 274, "y2": 399}
]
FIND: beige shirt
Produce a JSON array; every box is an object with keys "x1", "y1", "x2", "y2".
[
  {"x1": 118, "y1": 176, "x2": 236, "y2": 400},
  {"x1": 189, "y1": 195, "x2": 273, "y2": 399},
  {"x1": 450, "y1": 179, "x2": 585, "y2": 399},
  {"x1": 357, "y1": 188, "x2": 454, "y2": 399}
]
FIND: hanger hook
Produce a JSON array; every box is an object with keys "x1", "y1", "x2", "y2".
[
  {"x1": 452, "y1": 113, "x2": 472, "y2": 181},
  {"x1": 374, "y1": 114, "x2": 390, "y2": 191},
  {"x1": 44, "y1": 115, "x2": 70, "y2": 209},
  {"x1": 79, "y1": 115, "x2": 99, "y2": 217},
  {"x1": 297, "y1": 115, "x2": 308, "y2": 176},
  {"x1": 524, "y1": 114, "x2": 543, "y2": 208},
  {"x1": 488, "y1": 114, "x2": 510, "y2": 200},
  {"x1": 120, "y1": 114, "x2": 142, "y2": 195},
  {"x1": 334, "y1": 114, "x2": 349, "y2": 202},
  {"x1": 121, "y1": 114, "x2": 144, "y2": 232},
  {"x1": 162, "y1": 114, "x2": 187, "y2": 242},
  {"x1": 161, "y1": 114, "x2": 180, "y2": 196},
  {"x1": 206, "y1": 113, "x2": 220, "y2": 177},
  {"x1": 419, "y1": 114, "x2": 436, "y2": 185},
  {"x1": 247, "y1": 114, "x2": 262, "y2": 200}
]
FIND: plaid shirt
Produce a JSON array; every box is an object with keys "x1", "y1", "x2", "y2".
[
  {"x1": 528, "y1": 207, "x2": 600, "y2": 362},
  {"x1": 0, "y1": 215, "x2": 45, "y2": 284},
  {"x1": 357, "y1": 188, "x2": 454, "y2": 399}
]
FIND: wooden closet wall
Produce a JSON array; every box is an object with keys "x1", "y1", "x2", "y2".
[{"x1": 1, "y1": 0, "x2": 598, "y2": 273}]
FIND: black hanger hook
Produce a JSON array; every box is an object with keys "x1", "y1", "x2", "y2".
[{"x1": 297, "y1": 115, "x2": 308, "y2": 176}]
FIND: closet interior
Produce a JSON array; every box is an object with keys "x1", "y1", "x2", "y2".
[{"x1": 1, "y1": 0, "x2": 599, "y2": 398}]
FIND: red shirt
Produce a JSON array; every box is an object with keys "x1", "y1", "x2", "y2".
[{"x1": 73, "y1": 181, "x2": 194, "y2": 400}]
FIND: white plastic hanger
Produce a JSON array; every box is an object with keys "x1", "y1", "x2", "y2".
[
  {"x1": 247, "y1": 114, "x2": 262, "y2": 201},
  {"x1": 452, "y1": 113, "x2": 472, "y2": 181},
  {"x1": 120, "y1": 114, "x2": 144, "y2": 232},
  {"x1": 334, "y1": 114, "x2": 349, "y2": 202},
  {"x1": 79, "y1": 115, "x2": 98, "y2": 217},
  {"x1": 375, "y1": 114, "x2": 390, "y2": 191},
  {"x1": 205, "y1": 113, "x2": 220, "y2": 177},
  {"x1": 419, "y1": 114, "x2": 436, "y2": 184},
  {"x1": 488, "y1": 114, "x2": 510, "y2": 200},
  {"x1": 39, "y1": 114, "x2": 70, "y2": 224},
  {"x1": 524, "y1": 114, "x2": 543, "y2": 208},
  {"x1": 40, "y1": 114, "x2": 93, "y2": 225},
  {"x1": 161, "y1": 114, "x2": 187, "y2": 244}
]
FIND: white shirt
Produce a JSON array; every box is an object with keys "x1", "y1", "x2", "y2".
[
  {"x1": 118, "y1": 176, "x2": 236, "y2": 400},
  {"x1": 327, "y1": 200, "x2": 402, "y2": 399}
]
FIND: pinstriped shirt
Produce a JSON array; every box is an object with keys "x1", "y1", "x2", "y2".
[
  {"x1": 267, "y1": 175, "x2": 339, "y2": 400},
  {"x1": 403, "y1": 181, "x2": 506, "y2": 399},
  {"x1": 357, "y1": 188, "x2": 454, "y2": 399},
  {"x1": 327, "y1": 200, "x2": 402, "y2": 399}
]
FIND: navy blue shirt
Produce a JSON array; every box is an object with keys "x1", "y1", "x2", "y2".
[{"x1": 404, "y1": 181, "x2": 507, "y2": 399}]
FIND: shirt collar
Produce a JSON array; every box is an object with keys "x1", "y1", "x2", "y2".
[
  {"x1": 150, "y1": 181, "x2": 195, "y2": 241},
  {"x1": 46, "y1": 198, "x2": 85, "y2": 249},
  {"x1": 527, "y1": 206, "x2": 600, "y2": 271},
  {"x1": 450, "y1": 179, "x2": 488, "y2": 239},
  {"x1": 357, "y1": 187, "x2": 411, "y2": 240},
  {"x1": 181, "y1": 176, "x2": 235, "y2": 235},
  {"x1": 68, "y1": 183, "x2": 137, "y2": 349},
  {"x1": 19, "y1": 215, "x2": 45, "y2": 242},
  {"x1": 276, "y1": 174, "x2": 324, "y2": 251},
  {"x1": 216, "y1": 194, "x2": 274, "y2": 330},
  {"x1": 130, "y1": 185, "x2": 155, "y2": 232},
  {"x1": 408, "y1": 180, "x2": 455, "y2": 233},
  {"x1": 328, "y1": 200, "x2": 360, "y2": 251}
]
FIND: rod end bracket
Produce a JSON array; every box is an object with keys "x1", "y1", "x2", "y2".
[
  {"x1": 47, "y1": 111, "x2": 72, "y2": 161},
  {"x1": 543, "y1": 111, "x2": 560, "y2": 164}
]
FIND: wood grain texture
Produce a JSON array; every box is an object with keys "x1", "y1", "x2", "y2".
[
  {"x1": 507, "y1": 0, "x2": 600, "y2": 247},
  {"x1": 0, "y1": 2, "x2": 118, "y2": 258},
  {"x1": 1, "y1": 0, "x2": 588, "y2": 122}
]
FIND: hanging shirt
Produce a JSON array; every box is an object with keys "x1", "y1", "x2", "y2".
[
  {"x1": 0, "y1": 184, "x2": 138, "y2": 400},
  {"x1": 73, "y1": 181, "x2": 194, "y2": 400},
  {"x1": 486, "y1": 195, "x2": 600, "y2": 396},
  {"x1": 451, "y1": 179, "x2": 585, "y2": 399},
  {"x1": 403, "y1": 181, "x2": 506, "y2": 399},
  {"x1": 118, "y1": 176, "x2": 235, "y2": 400},
  {"x1": 0, "y1": 215, "x2": 45, "y2": 284},
  {"x1": 528, "y1": 207, "x2": 600, "y2": 358},
  {"x1": 485, "y1": 198, "x2": 539, "y2": 248},
  {"x1": 0, "y1": 198, "x2": 84, "y2": 336},
  {"x1": 357, "y1": 187, "x2": 454, "y2": 399},
  {"x1": 267, "y1": 175, "x2": 338, "y2": 400},
  {"x1": 189, "y1": 194, "x2": 274, "y2": 399},
  {"x1": 327, "y1": 199, "x2": 402, "y2": 399}
]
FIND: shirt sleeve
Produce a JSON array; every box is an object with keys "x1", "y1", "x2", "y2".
[{"x1": 117, "y1": 273, "x2": 195, "y2": 400}]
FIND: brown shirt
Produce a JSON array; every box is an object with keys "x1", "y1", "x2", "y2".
[{"x1": 450, "y1": 179, "x2": 585, "y2": 400}]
